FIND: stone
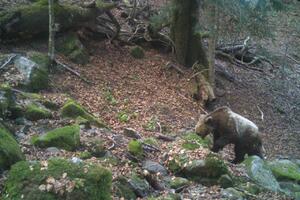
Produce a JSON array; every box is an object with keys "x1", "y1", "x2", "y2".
[
  {"x1": 142, "y1": 160, "x2": 168, "y2": 176},
  {"x1": 221, "y1": 187, "x2": 245, "y2": 200},
  {"x1": 45, "y1": 147, "x2": 60, "y2": 154},
  {"x1": 14, "y1": 52, "x2": 49, "y2": 92},
  {"x1": 31, "y1": 125, "x2": 80, "y2": 151},
  {"x1": 24, "y1": 104, "x2": 52, "y2": 121},
  {"x1": 0, "y1": 84, "x2": 14, "y2": 117},
  {"x1": 128, "y1": 174, "x2": 151, "y2": 198},
  {"x1": 243, "y1": 156, "x2": 281, "y2": 192},
  {"x1": 218, "y1": 174, "x2": 234, "y2": 189},
  {"x1": 3, "y1": 158, "x2": 112, "y2": 200},
  {"x1": 268, "y1": 159, "x2": 300, "y2": 182},
  {"x1": 169, "y1": 177, "x2": 190, "y2": 190},
  {"x1": 0, "y1": 123, "x2": 25, "y2": 171},
  {"x1": 114, "y1": 176, "x2": 137, "y2": 200},
  {"x1": 123, "y1": 128, "x2": 142, "y2": 139}
]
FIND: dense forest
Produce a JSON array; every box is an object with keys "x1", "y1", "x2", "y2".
[{"x1": 0, "y1": 0, "x2": 299, "y2": 199}]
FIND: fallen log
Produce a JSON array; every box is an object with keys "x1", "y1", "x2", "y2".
[{"x1": 0, "y1": 0, "x2": 107, "y2": 41}]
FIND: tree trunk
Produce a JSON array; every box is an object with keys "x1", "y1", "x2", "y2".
[
  {"x1": 48, "y1": 0, "x2": 55, "y2": 66},
  {"x1": 171, "y1": 0, "x2": 208, "y2": 69}
]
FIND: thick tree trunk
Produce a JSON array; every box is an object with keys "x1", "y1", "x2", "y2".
[
  {"x1": 0, "y1": 1, "x2": 98, "y2": 41},
  {"x1": 171, "y1": 0, "x2": 208, "y2": 69}
]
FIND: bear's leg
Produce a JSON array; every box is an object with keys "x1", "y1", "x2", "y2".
[
  {"x1": 232, "y1": 144, "x2": 246, "y2": 164},
  {"x1": 211, "y1": 138, "x2": 228, "y2": 152}
]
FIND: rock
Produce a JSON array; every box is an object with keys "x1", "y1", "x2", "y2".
[
  {"x1": 45, "y1": 147, "x2": 60, "y2": 154},
  {"x1": 169, "y1": 177, "x2": 190, "y2": 190},
  {"x1": 128, "y1": 140, "x2": 143, "y2": 157},
  {"x1": 243, "y1": 156, "x2": 281, "y2": 192},
  {"x1": 150, "y1": 193, "x2": 181, "y2": 200},
  {"x1": 268, "y1": 159, "x2": 300, "y2": 182},
  {"x1": 3, "y1": 158, "x2": 112, "y2": 200},
  {"x1": 128, "y1": 174, "x2": 151, "y2": 197},
  {"x1": 71, "y1": 157, "x2": 83, "y2": 164},
  {"x1": 0, "y1": 123, "x2": 25, "y2": 171},
  {"x1": 31, "y1": 125, "x2": 80, "y2": 151},
  {"x1": 130, "y1": 46, "x2": 145, "y2": 59},
  {"x1": 142, "y1": 160, "x2": 168, "y2": 176},
  {"x1": 182, "y1": 155, "x2": 229, "y2": 185},
  {"x1": 24, "y1": 104, "x2": 52, "y2": 121},
  {"x1": 14, "y1": 52, "x2": 49, "y2": 92},
  {"x1": 238, "y1": 182, "x2": 261, "y2": 195},
  {"x1": 0, "y1": 84, "x2": 14, "y2": 117},
  {"x1": 61, "y1": 100, "x2": 106, "y2": 128},
  {"x1": 123, "y1": 128, "x2": 142, "y2": 139},
  {"x1": 56, "y1": 33, "x2": 89, "y2": 65},
  {"x1": 279, "y1": 181, "x2": 300, "y2": 197},
  {"x1": 114, "y1": 176, "x2": 137, "y2": 200},
  {"x1": 218, "y1": 174, "x2": 234, "y2": 189},
  {"x1": 221, "y1": 187, "x2": 245, "y2": 200}
]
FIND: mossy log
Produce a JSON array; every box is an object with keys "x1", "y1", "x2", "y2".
[{"x1": 0, "y1": 0, "x2": 99, "y2": 40}]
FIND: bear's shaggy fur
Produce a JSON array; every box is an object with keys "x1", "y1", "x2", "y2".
[{"x1": 195, "y1": 106, "x2": 264, "y2": 163}]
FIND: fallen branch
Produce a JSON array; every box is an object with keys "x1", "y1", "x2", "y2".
[
  {"x1": 55, "y1": 59, "x2": 93, "y2": 84},
  {"x1": 142, "y1": 142, "x2": 161, "y2": 152},
  {"x1": 156, "y1": 133, "x2": 175, "y2": 142},
  {"x1": 165, "y1": 61, "x2": 184, "y2": 74},
  {"x1": 0, "y1": 54, "x2": 17, "y2": 71},
  {"x1": 105, "y1": 10, "x2": 121, "y2": 42}
]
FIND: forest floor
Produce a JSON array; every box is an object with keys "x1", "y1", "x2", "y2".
[{"x1": 0, "y1": 0, "x2": 299, "y2": 199}]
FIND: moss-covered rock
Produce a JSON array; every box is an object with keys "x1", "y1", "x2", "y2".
[
  {"x1": 218, "y1": 174, "x2": 234, "y2": 189},
  {"x1": 114, "y1": 176, "x2": 137, "y2": 200},
  {"x1": 128, "y1": 140, "x2": 143, "y2": 157},
  {"x1": 243, "y1": 156, "x2": 280, "y2": 192},
  {"x1": 130, "y1": 46, "x2": 145, "y2": 59},
  {"x1": 78, "y1": 151, "x2": 92, "y2": 160},
  {"x1": 0, "y1": 84, "x2": 14, "y2": 117},
  {"x1": 31, "y1": 125, "x2": 80, "y2": 151},
  {"x1": 2, "y1": 158, "x2": 112, "y2": 200},
  {"x1": 25, "y1": 104, "x2": 52, "y2": 121},
  {"x1": 56, "y1": 33, "x2": 89, "y2": 65},
  {"x1": 169, "y1": 177, "x2": 189, "y2": 190},
  {"x1": 167, "y1": 154, "x2": 188, "y2": 174},
  {"x1": 89, "y1": 139, "x2": 106, "y2": 157},
  {"x1": 0, "y1": 123, "x2": 24, "y2": 171},
  {"x1": 61, "y1": 100, "x2": 106, "y2": 128},
  {"x1": 182, "y1": 155, "x2": 229, "y2": 185},
  {"x1": 128, "y1": 174, "x2": 151, "y2": 197},
  {"x1": 268, "y1": 159, "x2": 300, "y2": 182}
]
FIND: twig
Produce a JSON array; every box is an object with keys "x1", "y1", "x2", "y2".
[
  {"x1": 142, "y1": 142, "x2": 161, "y2": 152},
  {"x1": 156, "y1": 122, "x2": 162, "y2": 133},
  {"x1": 165, "y1": 61, "x2": 184, "y2": 74},
  {"x1": 156, "y1": 133, "x2": 175, "y2": 142},
  {"x1": 257, "y1": 105, "x2": 264, "y2": 121},
  {"x1": 55, "y1": 59, "x2": 93, "y2": 84},
  {"x1": 0, "y1": 54, "x2": 17, "y2": 71}
]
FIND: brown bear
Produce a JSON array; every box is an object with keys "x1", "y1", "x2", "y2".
[{"x1": 195, "y1": 106, "x2": 264, "y2": 163}]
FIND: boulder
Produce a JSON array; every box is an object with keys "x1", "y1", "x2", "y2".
[
  {"x1": 268, "y1": 159, "x2": 300, "y2": 182},
  {"x1": 142, "y1": 160, "x2": 168, "y2": 176},
  {"x1": 14, "y1": 52, "x2": 49, "y2": 92},
  {"x1": 0, "y1": 123, "x2": 24, "y2": 171},
  {"x1": 2, "y1": 158, "x2": 112, "y2": 200},
  {"x1": 0, "y1": 84, "x2": 14, "y2": 117},
  {"x1": 218, "y1": 174, "x2": 234, "y2": 189},
  {"x1": 182, "y1": 155, "x2": 229, "y2": 185},
  {"x1": 128, "y1": 175, "x2": 151, "y2": 198},
  {"x1": 24, "y1": 104, "x2": 52, "y2": 121},
  {"x1": 56, "y1": 33, "x2": 89, "y2": 65},
  {"x1": 221, "y1": 187, "x2": 245, "y2": 200},
  {"x1": 169, "y1": 177, "x2": 190, "y2": 190},
  {"x1": 31, "y1": 125, "x2": 80, "y2": 151},
  {"x1": 61, "y1": 100, "x2": 106, "y2": 128},
  {"x1": 114, "y1": 176, "x2": 137, "y2": 200},
  {"x1": 243, "y1": 156, "x2": 280, "y2": 192}
]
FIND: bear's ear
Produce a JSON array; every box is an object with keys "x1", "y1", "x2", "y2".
[{"x1": 204, "y1": 116, "x2": 213, "y2": 124}]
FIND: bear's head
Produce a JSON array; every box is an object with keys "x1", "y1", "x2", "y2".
[{"x1": 195, "y1": 114, "x2": 214, "y2": 138}]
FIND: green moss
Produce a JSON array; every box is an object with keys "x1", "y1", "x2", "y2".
[
  {"x1": 31, "y1": 125, "x2": 80, "y2": 151},
  {"x1": 0, "y1": 84, "x2": 14, "y2": 117},
  {"x1": 143, "y1": 116, "x2": 157, "y2": 131},
  {"x1": 3, "y1": 158, "x2": 112, "y2": 200},
  {"x1": 268, "y1": 160, "x2": 300, "y2": 182},
  {"x1": 61, "y1": 100, "x2": 106, "y2": 128},
  {"x1": 128, "y1": 140, "x2": 143, "y2": 157},
  {"x1": 0, "y1": 124, "x2": 25, "y2": 170},
  {"x1": 56, "y1": 33, "x2": 89, "y2": 65},
  {"x1": 78, "y1": 151, "x2": 92, "y2": 160},
  {"x1": 25, "y1": 104, "x2": 52, "y2": 121},
  {"x1": 204, "y1": 154, "x2": 229, "y2": 178},
  {"x1": 130, "y1": 46, "x2": 145, "y2": 59},
  {"x1": 26, "y1": 52, "x2": 49, "y2": 92},
  {"x1": 182, "y1": 132, "x2": 211, "y2": 150},
  {"x1": 96, "y1": 0, "x2": 116, "y2": 10},
  {"x1": 117, "y1": 111, "x2": 130, "y2": 123},
  {"x1": 90, "y1": 139, "x2": 106, "y2": 157},
  {"x1": 170, "y1": 177, "x2": 189, "y2": 189},
  {"x1": 114, "y1": 176, "x2": 136, "y2": 200},
  {"x1": 167, "y1": 154, "x2": 188, "y2": 174}
]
